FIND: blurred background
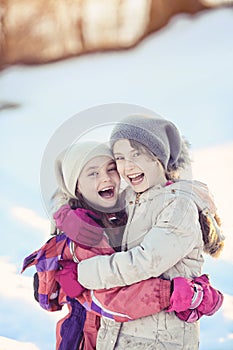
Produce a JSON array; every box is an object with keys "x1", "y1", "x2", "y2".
[{"x1": 0, "y1": 1, "x2": 233, "y2": 349}]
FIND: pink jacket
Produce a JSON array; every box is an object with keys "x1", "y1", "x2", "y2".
[{"x1": 22, "y1": 233, "x2": 171, "y2": 350}]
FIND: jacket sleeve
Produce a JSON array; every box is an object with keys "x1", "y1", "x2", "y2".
[
  {"x1": 79, "y1": 277, "x2": 171, "y2": 322},
  {"x1": 21, "y1": 235, "x2": 69, "y2": 311},
  {"x1": 78, "y1": 196, "x2": 201, "y2": 289}
]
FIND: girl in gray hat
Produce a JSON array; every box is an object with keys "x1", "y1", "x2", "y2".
[{"x1": 53, "y1": 120, "x2": 224, "y2": 350}]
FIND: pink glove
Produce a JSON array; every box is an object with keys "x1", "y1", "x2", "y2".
[
  {"x1": 53, "y1": 204, "x2": 104, "y2": 248},
  {"x1": 175, "y1": 274, "x2": 224, "y2": 322},
  {"x1": 167, "y1": 276, "x2": 200, "y2": 313},
  {"x1": 55, "y1": 260, "x2": 86, "y2": 298}
]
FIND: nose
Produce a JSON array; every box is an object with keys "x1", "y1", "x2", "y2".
[
  {"x1": 99, "y1": 170, "x2": 111, "y2": 182},
  {"x1": 124, "y1": 158, "x2": 135, "y2": 171}
]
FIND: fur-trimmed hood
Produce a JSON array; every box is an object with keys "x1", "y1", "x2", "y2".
[{"x1": 164, "y1": 180, "x2": 225, "y2": 257}]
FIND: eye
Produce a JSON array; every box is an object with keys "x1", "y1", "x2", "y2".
[
  {"x1": 114, "y1": 155, "x2": 124, "y2": 161},
  {"x1": 108, "y1": 166, "x2": 117, "y2": 172},
  {"x1": 88, "y1": 171, "x2": 98, "y2": 177},
  {"x1": 133, "y1": 151, "x2": 140, "y2": 157}
]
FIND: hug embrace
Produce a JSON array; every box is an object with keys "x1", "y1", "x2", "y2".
[{"x1": 23, "y1": 113, "x2": 224, "y2": 350}]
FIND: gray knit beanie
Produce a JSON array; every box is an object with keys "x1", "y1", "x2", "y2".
[
  {"x1": 54, "y1": 141, "x2": 113, "y2": 198},
  {"x1": 110, "y1": 114, "x2": 190, "y2": 171}
]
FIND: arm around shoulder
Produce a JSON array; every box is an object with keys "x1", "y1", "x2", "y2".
[{"x1": 78, "y1": 196, "x2": 201, "y2": 289}]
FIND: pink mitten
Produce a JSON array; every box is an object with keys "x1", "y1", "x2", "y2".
[
  {"x1": 167, "y1": 276, "x2": 199, "y2": 313},
  {"x1": 53, "y1": 205, "x2": 104, "y2": 248},
  {"x1": 176, "y1": 274, "x2": 224, "y2": 322},
  {"x1": 55, "y1": 260, "x2": 85, "y2": 298}
]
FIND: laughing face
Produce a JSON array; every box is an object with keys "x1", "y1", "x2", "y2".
[
  {"x1": 77, "y1": 156, "x2": 120, "y2": 210},
  {"x1": 113, "y1": 139, "x2": 167, "y2": 193}
]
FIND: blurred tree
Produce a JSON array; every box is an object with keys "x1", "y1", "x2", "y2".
[{"x1": 0, "y1": 0, "x2": 232, "y2": 68}]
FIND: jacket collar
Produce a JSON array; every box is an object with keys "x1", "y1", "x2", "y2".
[{"x1": 125, "y1": 180, "x2": 217, "y2": 213}]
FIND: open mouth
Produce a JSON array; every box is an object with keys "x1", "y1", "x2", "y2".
[
  {"x1": 128, "y1": 173, "x2": 144, "y2": 185},
  {"x1": 98, "y1": 186, "x2": 115, "y2": 199}
]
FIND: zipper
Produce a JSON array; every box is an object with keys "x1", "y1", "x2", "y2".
[
  {"x1": 123, "y1": 192, "x2": 141, "y2": 251},
  {"x1": 70, "y1": 241, "x2": 80, "y2": 263},
  {"x1": 128, "y1": 193, "x2": 142, "y2": 225},
  {"x1": 135, "y1": 192, "x2": 141, "y2": 205}
]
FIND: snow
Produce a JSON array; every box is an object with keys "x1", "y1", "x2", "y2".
[{"x1": 0, "y1": 7, "x2": 233, "y2": 350}]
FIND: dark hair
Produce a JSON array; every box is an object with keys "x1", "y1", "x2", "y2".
[
  {"x1": 68, "y1": 191, "x2": 127, "y2": 252},
  {"x1": 68, "y1": 190, "x2": 128, "y2": 230},
  {"x1": 128, "y1": 139, "x2": 156, "y2": 159}
]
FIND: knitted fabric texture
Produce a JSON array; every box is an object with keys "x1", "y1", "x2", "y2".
[
  {"x1": 110, "y1": 115, "x2": 189, "y2": 171},
  {"x1": 55, "y1": 141, "x2": 113, "y2": 198}
]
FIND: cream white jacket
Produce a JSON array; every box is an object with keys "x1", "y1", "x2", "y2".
[{"x1": 78, "y1": 180, "x2": 216, "y2": 349}]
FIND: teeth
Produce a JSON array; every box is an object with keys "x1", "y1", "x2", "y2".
[
  {"x1": 128, "y1": 173, "x2": 142, "y2": 179},
  {"x1": 100, "y1": 186, "x2": 113, "y2": 191}
]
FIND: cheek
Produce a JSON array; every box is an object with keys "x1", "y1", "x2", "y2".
[
  {"x1": 115, "y1": 177, "x2": 121, "y2": 190},
  {"x1": 84, "y1": 187, "x2": 99, "y2": 202},
  {"x1": 113, "y1": 172, "x2": 120, "y2": 183},
  {"x1": 79, "y1": 179, "x2": 97, "y2": 197},
  {"x1": 137, "y1": 158, "x2": 147, "y2": 170},
  {"x1": 116, "y1": 162, "x2": 125, "y2": 176},
  {"x1": 147, "y1": 162, "x2": 160, "y2": 180}
]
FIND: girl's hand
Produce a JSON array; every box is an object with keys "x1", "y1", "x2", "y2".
[
  {"x1": 175, "y1": 274, "x2": 224, "y2": 322},
  {"x1": 55, "y1": 260, "x2": 85, "y2": 298}
]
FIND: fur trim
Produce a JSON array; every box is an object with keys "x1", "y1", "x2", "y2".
[
  {"x1": 166, "y1": 138, "x2": 191, "y2": 180},
  {"x1": 199, "y1": 211, "x2": 225, "y2": 258}
]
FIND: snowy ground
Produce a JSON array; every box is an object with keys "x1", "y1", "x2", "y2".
[{"x1": 0, "y1": 7, "x2": 233, "y2": 350}]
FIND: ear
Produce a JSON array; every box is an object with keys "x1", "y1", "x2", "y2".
[
  {"x1": 156, "y1": 158, "x2": 164, "y2": 170},
  {"x1": 76, "y1": 181, "x2": 82, "y2": 195}
]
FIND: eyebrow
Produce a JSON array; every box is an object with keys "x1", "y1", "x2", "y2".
[
  {"x1": 85, "y1": 166, "x2": 98, "y2": 173},
  {"x1": 114, "y1": 149, "x2": 136, "y2": 156},
  {"x1": 108, "y1": 161, "x2": 116, "y2": 166},
  {"x1": 85, "y1": 161, "x2": 115, "y2": 173}
]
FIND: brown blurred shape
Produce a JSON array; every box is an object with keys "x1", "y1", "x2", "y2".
[{"x1": 0, "y1": 0, "x2": 232, "y2": 69}]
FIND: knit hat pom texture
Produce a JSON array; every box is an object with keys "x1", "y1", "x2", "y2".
[{"x1": 110, "y1": 115, "x2": 190, "y2": 172}]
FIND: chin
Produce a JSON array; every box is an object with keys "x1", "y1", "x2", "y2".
[
  {"x1": 99, "y1": 199, "x2": 118, "y2": 210},
  {"x1": 132, "y1": 184, "x2": 148, "y2": 193},
  {"x1": 104, "y1": 201, "x2": 118, "y2": 208}
]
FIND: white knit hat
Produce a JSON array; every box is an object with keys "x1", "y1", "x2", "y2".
[{"x1": 55, "y1": 141, "x2": 113, "y2": 198}]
